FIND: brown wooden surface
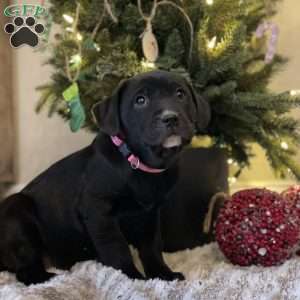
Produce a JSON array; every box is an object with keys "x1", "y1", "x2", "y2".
[{"x1": 0, "y1": 0, "x2": 14, "y2": 182}]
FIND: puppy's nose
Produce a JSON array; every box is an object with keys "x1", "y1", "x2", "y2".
[{"x1": 161, "y1": 110, "x2": 179, "y2": 127}]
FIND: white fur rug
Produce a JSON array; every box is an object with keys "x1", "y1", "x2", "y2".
[{"x1": 1, "y1": 243, "x2": 300, "y2": 300}]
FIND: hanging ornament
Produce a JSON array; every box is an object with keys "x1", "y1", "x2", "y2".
[
  {"x1": 141, "y1": 22, "x2": 159, "y2": 62},
  {"x1": 255, "y1": 21, "x2": 279, "y2": 64},
  {"x1": 62, "y1": 83, "x2": 86, "y2": 132},
  {"x1": 137, "y1": 0, "x2": 194, "y2": 64},
  {"x1": 138, "y1": 0, "x2": 159, "y2": 63},
  {"x1": 61, "y1": 3, "x2": 86, "y2": 132}
]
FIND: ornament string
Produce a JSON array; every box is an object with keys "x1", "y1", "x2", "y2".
[
  {"x1": 203, "y1": 192, "x2": 229, "y2": 233},
  {"x1": 137, "y1": 0, "x2": 194, "y2": 63},
  {"x1": 137, "y1": 0, "x2": 157, "y2": 22},
  {"x1": 72, "y1": 1, "x2": 80, "y2": 33},
  {"x1": 157, "y1": 1, "x2": 194, "y2": 62},
  {"x1": 91, "y1": 0, "x2": 118, "y2": 41},
  {"x1": 104, "y1": 0, "x2": 118, "y2": 24},
  {"x1": 64, "y1": 3, "x2": 82, "y2": 83},
  {"x1": 91, "y1": 10, "x2": 106, "y2": 40}
]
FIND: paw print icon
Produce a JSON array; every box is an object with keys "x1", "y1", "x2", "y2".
[{"x1": 4, "y1": 16, "x2": 45, "y2": 48}]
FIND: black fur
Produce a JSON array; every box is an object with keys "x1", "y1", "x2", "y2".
[{"x1": 0, "y1": 71, "x2": 210, "y2": 285}]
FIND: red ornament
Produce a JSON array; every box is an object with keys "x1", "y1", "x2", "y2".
[{"x1": 215, "y1": 188, "x2": 300, "y2": 267}]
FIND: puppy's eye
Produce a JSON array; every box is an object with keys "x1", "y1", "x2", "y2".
[
  {"x1": 134, "y1": 96, "x2": 148, "y2": 107},
  {"x1": 176, "y1": 88, "x2": 185, "y2": 99}
]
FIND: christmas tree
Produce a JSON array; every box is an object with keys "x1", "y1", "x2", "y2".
[{"x1": 37, "y1": 0, "x2": 300, "y2": 180}]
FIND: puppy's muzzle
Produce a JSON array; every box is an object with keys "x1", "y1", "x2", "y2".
[{"x1": 160, "y1": 110, "x2": 179, "y2": 128}]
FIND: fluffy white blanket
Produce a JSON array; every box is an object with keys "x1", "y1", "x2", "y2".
[{"x1": 1, "y1": 243, "x2": 300, "y2": 300}]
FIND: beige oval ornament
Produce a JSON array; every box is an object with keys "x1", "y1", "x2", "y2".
[{"x1": 142, "y1": 25, "x2": 159, "y2": 62}]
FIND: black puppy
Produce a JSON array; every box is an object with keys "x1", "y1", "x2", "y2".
[{"x1": 0, "y1": 71, "x2": 210, "y2": 285}]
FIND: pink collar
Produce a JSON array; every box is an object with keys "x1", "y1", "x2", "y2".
[{"x1": 110, "y1": 136, "x2": 166, "y2": 174}]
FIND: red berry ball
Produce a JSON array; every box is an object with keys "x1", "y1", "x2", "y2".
[{"x1": 215, "y1": 188, "x2": 300, "y2": 267}]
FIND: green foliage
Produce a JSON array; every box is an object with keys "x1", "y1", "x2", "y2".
[{"x1": 38, "y1": 0, "x2": 300, "y2": 180}]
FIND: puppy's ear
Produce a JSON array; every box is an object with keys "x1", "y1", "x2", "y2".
[
  {"x1": 91, "y1": 80, "x2": 127, "y2": 136},
  {"x1": 186, "y1": 81, "x2": 211, "y2": 133}
]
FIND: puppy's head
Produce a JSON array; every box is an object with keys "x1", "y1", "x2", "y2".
[{"x1": 92, "y1": 71, "x2": 210, "y2": 168}]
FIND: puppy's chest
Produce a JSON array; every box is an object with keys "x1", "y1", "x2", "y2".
[{"x1": 115, "y1": 175, "x2": 174, "y2": 215}]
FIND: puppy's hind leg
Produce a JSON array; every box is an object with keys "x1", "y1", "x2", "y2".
[
  {"x1": 16, "y1": 259, "x2": 54, "y2": 286},
  {"x1": 0, "y1": 193, "x2": 55, "y2": 285}
]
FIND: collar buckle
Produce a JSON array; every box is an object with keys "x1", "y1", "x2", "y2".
[{"x1": 130, "y1": 157, "x2": 140, "y2": 170}]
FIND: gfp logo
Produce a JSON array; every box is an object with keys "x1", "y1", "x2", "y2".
[{"x1": 3, "y1": 4, "x2": 47, "y2": 48}]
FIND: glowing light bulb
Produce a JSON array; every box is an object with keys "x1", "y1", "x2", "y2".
[
  {"x1": 70, "y1": 54, "x2": 82, "y2": 65},
  {"x1": 63, "y1": 14, "x2": 74, "y2": 24},
  {"x1": 76, "y1": 33, "x2": 83, "y2": 41},
  {"x1": 207, "y1": 36, "x2": 217, "y2": 49},
  {"x1": 94, "y1": 43, "x2": 101, "y2": 52},
  {"x1": 228, "y1": 177, "x2": 237, "y2": 184},
  {"x1": 206, "y1": 0, "x2": 214, "y2": 5},
  {"x1": 141, "y1": 60, "x2": 156, "y2": 68},
  {"x1": 66, "y1": 27, "x2": 74, "y2": 33},
  {"x1": 227, "y1": 158, "x2": 234, "y2": 165},
  {"x1": 280, "y1": 141, "x2": 289, "y2": 150},
  {"x1": 290, "y1": 90, "x2": 300, "y2": 96}
]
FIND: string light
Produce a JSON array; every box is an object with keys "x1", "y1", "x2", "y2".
[
  {"x1": 63, "y1": 14, "x2": 74, "y2": 24},
  {"x1": 228, "y1": 177, "x2": 237, "y2": 185},
  {"x1": 70, "y1": 54, "x2": 82, "y2": 65},
  {"x1": 94, "y1": 43, "x2": 101, "y2": 52},
  {"x1": 141, "y1": 60, "x2": 156, "y2": 68},
  {"x1": 206, "y1": 0, "x2": 214, "y2": 5},
  {"x1": 280, "y1": 141, "x2": 289, "y2": 150},
  {"x1": 290, "y1": 90, "x2": 300, "y2": 96},
  {"x1": 207, "y1": 36, "x2": 217, "y2": 49},
  {"x1": 227, "y1": 158, "x2": 234, "y2": 165},
  {"x1": 66, "y1": 27, "x2": 74, "y2": 33}
]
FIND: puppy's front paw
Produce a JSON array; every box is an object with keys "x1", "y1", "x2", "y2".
[
  {"x1": 124, "y1": 266, "x2": 145, "y2": 280},
  {"x1": 169, "y1": 272, "x2": 185, "y2": 281},
  {"x1": 148, "y1": 270, "x2": 185, "y2": 281},
  {"x1": 160, "y1": 271, "x2": 185, "y2": 281}
]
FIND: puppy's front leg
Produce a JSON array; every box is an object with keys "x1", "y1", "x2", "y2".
[
  {"x1": 137, "y1": 210, "x2": 185, "y2": 281},
  {"x1": 83, "y1": 211, "x2": 143, "y2": 280}
]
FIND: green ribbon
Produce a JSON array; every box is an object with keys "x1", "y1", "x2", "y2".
[{"x1": 63, "y1": 82, "x2": 86, "y2": 132}]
